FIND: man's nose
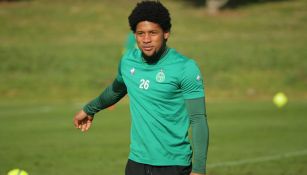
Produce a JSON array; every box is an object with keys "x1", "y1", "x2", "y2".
[{"x1": 143, "y1": 33, "x2": 151, "y2": 43}]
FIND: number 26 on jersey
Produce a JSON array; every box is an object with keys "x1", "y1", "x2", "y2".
[{"x1": 139, "y1": 79, "x2": 150, "y2": 90}]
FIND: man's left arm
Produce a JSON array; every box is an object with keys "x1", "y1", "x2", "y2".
[{"x1": 185, "y1": 97, "x2": 209, "y2": 175}]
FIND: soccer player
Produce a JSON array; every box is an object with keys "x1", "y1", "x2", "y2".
[{"x1": 73, "y1": 1, "x2": 209, "y2": 175}]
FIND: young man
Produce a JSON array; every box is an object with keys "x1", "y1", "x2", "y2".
[{"x1": 73, "y1": 1, "x2": 209, "y2": 175}]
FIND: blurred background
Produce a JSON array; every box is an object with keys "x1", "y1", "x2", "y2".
[{"x1": 0, "y1": 0, "x2": 306, "y2": 174}]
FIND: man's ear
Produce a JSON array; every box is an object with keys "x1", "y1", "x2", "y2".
[{"x1": 164, "y1": 31, "x2": 170, "y2": 40}]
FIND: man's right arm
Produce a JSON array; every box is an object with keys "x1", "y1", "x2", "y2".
[{"x1": 83, "y1": 78, "x2": 127, "y2": 116}]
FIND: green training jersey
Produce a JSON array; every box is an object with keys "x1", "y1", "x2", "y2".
[{"x1": 117, "y1": 48, "x2": 205, "y2": 166}]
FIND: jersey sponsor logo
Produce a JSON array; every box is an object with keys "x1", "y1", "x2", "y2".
[
  {"x1": 156, "y1": 69, "x2": 165, "y2": 83},
  {"x1": 130, "y1": 68, "x2": 135, "y2": 75}
]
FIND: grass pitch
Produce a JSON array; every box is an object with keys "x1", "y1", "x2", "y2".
[
  {"x1": 0, "y1": 100, "x2": 306, "y2": 175},
  {"x1": 0, "y1": 0, "x2": 306, "y2": 100}
]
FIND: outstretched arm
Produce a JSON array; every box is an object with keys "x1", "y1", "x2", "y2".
[
  {"x1": 73, "y1": 78, "x2": 127, "y2": 132},
  {"x1": 185, "y1": 97, "x2": 209, "y2": 175}
]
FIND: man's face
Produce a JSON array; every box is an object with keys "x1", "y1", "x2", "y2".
[{"x1": 135, "y1": 21, "x2": 170, "y2": 57}]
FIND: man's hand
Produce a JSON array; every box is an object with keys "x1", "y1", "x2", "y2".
[
  {"x1": 73, "y1": 110, "x2": 94, "y2": 132},
  {"x1": 190, "y1": 173, "x2": 205, "y2": 175}
]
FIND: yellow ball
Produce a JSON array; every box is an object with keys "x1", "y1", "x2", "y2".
[
  {"x1": 7, "y1": 169, "x2": 29, "y2": 175},
  {"x1": 273, "y1": 92, "x2": 288, "y2": 108}
]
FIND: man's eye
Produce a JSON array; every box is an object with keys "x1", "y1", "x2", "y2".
[{"x1": 150, "y1": 31, "x2": 158, "y2": 35}]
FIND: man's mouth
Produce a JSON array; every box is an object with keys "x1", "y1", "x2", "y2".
[{"x1": 142, "y1": 46, "x2": 153, "y2": 51}]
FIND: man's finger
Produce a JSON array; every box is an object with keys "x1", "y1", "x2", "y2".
[
  {"x1": 74, "y1": 118, "x2": 80, "y2": 128},
  {"x1": 81, "y1": 120, "x2": 87, "y2": 132},
  {"x1": 85, "y1": 120, "x2": 92, "y2": 131}
]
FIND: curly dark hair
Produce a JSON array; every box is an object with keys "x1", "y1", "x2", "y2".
[{"x1": 128, "y1": 1, "x2": 172, "y2": 32}]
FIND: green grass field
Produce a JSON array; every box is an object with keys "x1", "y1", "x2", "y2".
[
  {"x1": 0, "y1": 0, "x2": 306, "y2": 100},
  {"x1": 1, "y1": 0, "x2": 307, "y2": 174},
  {"x1": 0, "y1": 100, "x2": 307, "y2": 175}
]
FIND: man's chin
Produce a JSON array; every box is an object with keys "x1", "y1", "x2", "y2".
[{"x1": 142, "y1": 51, "x2": 154, "y2": 57}]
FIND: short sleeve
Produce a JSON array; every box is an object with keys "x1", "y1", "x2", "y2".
[
  {"x1": 180, "y1": 60, "x2": 205, "y2": 99},
  {"x1": 116, "y1": 59, "x2": 124, "y2": 83}
]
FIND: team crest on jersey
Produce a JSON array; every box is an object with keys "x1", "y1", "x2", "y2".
[{"x1": 156, "y1": 69, "x2": 165, "y2": 83}]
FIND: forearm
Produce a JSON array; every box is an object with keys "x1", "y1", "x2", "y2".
[
  {"x1": 185, "y1": 98, "x2": 209, "y2": 174},
  {"x1": 83, "y1": 79, "x2": 127, "y2": 116},
  {"x1": 190, "y1": 113, "x2": 209, "y2": 174}
]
